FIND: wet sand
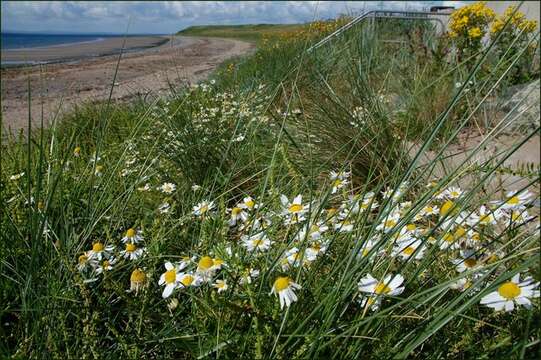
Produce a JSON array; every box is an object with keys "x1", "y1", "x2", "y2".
[{"x1": 1, "y1": 36, "x2": 254, "y2": 137}]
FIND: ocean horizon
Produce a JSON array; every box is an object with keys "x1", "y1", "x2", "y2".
[{"x1": 1, "y1": 32, "x2": 166, "y2": 50}]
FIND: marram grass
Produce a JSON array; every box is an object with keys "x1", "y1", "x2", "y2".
[{"x1": 1, "y1": 9, "x2": 540, "y2": 360}]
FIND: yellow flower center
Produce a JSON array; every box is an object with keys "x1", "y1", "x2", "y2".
[
  {"x1": 181, "y1": 275, "x2": 194, "y2": 287},
  {"x1": 95, "y1": 165, "x2": 103, "y2": 173},
  {"x1": 231, "y1": 207, "x2": 242, "y2": 216},
  {"x1": 310, "y1": 224, "x2": 320, "y2": 233},
  {"x1": 92, "y1": 242, "x2": 104, "y2": 252},
  {"x1": 252, "y1": 239, "x2": 264, "y2": 247},
  {"x1": 424, "y1": 206, "x2": 433, "y2": 214},
  {"x1": 198, "y1": 256, "x2": 214, "y2": 270},
  {"x1": 362, "y1": 249, "x2": 369, "y2": 257},
  {"x1": 78, "y1": 254, "x2": 88, "y2": 264},
  {"x1": 374, "y1": 282, "x2": 391, "y2": 295},
  {"x1": 213, "y1": 258, "x2": 223, "y2": 267},
  {"x1": 479, "y1": 214, "x2": 492, "y2": 224},
  {"x1": 327, "y1": 208, "x2": 338, "y2": 216},
  {"x1": 74, "y1": 147, "x2": 81, "y2": 155},
  {"x1": 443, "y1": 233, "x2": 455, "y2": 243},
  {"x1": 406, "y1": 224, "x2": 416, "y2": 231},
  {"x1": 440, "y1": 200, "x2": 455, "y2": 217},
  {"x1": 464, "y1": 258, "x2": 477, "y2": 268},
  {"x1": 333, "y1": 179, "x2": 342, "y2": 187},
  {"x1": 498, "y1": 282, "x2": 521, "y2": 300},
  {"x1": 245, "y1": 199, "x2": 255, "y2": 208},
  {"x1": 274, "y1": 276, "x2": 290, "y2": 292},
  {"x1": 126, "y1": 228, "x2": 136, "y2": 238},
  {"x1": 511, "y1": 212, "x2": 523, "y2": 222},
  {"x1": 164, "y1": 269, "x2": 177, "y2": 284},
  {"x1": 130, "y1": 269, "x2": 146, "y2": 283},
  {"x1": 102, "y1": 260, "x2": 110, "y2": 269},
  {"x1": 125, "y1": 243, "x2": 136, "y2": 252},
  {"x1": 384, "y1": 219, "x2": 396, "y2": 228},
  {"x1": 402, "y1": 247, "x2": 415, "y2": 256},
  {"x1": 506, "y1": 196, "x2": 520, "y2": 205},
  {"x1": 289, "y1": 204, "x2": 303, "y2": 213},
  {"x1": 454, "y1": 226, "x2": 466, "y2": 238},
  {"x1": 200, "y1": 204, "x2": 209, "y2": 213}
]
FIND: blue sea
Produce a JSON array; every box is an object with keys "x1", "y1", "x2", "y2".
[{"x1": 1, "y1": 33, "x2": 147, "y2": 50}]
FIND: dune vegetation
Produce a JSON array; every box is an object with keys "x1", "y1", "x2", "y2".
[{"x1": 1, "y1": 2, "x2": 540, "y2": 358}]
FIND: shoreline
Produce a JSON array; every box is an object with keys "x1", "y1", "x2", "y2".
[{"x1": 1, "y1": 36, "x2": 170, "y2": 66}]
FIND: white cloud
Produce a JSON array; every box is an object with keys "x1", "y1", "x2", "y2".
[{"x1": 1, "y1": 1, "x2": 463, "y2": 34}]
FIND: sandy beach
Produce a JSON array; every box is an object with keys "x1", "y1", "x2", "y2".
[
  {"x1": 1, "y1": 36, "x2": 254, "y2": 136},
  {"x1": 1, "y1": 36, "x2": 169, "y2": 64}
]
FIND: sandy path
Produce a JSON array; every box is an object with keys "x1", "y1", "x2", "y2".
[{"x1": 1, "y1": 36, "x2": 254, "y2": 136}]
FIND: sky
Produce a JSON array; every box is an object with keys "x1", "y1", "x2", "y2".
[{"x1": 1, "y1": 1, "x2": 463, "y2": 34}]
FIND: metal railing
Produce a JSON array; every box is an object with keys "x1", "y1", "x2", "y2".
[{"x1": 307, "y1": 10, "x2": 452, "y2": 52}]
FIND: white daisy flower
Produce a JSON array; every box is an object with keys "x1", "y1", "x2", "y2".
[
  {"x1": 468, "y1": 205, "x2": 503, "y2": 227},
  {"x1": 159, "y1": 262, "x2": 183, "y2": 298},
  {"x1": 438, "y1": 231, "x2": 461, "y2": 250},
  {"x1": 10, "y1": 172, "x2": 25, "y2": 181},
  {"x1": 158, "y1": 202, "x2": 171, "y2": 214},
  {"x1": 95, "y1": 257, "x2": 117, "y2": 274},
  {"x1": 159, "y1": 182, "x2": 176, "y2": 194},
  {"x1": 129, "y1": 268, "x2": 147, "y2": 293},
  {"x1": 281, "y1": 247, "x2": 310, "y2": 270},
  {"x1": 228, "y1": 205, "x2": 249, "y2": 227},
  {"x1": 499, "y1": 190, "x2": 534, "y2": 210},
  {"x1": 297, "y1": 221, "x2": 329, "y2": 240},
  {"x1": 240, "y1": 268, "x2": 260, "y2": 285},
  {"x1": 196, "y1": 256, "x2": 222, "y2": 280},
  {"x1": 305, "y1": 240, "x2": 329, "y2": 261},
  {"x1": 178, "y1": 272, "x2": 202, "y2": 289},
  {"x1": 120, "y1": 243, "x2": 145, "y2": 260},
  {"x1": 330, "y1": 170, "x2": 350, "y2": 194},
  {"x1": 382, "y1": 183, "x2": 408, "y2": 202},
  {"x1": 193, "y1": 200, "x2": 215, "y2": 217},
  {"x1": 239, "y1": 196, "x2": 258, "y2": 210},
  {"x1": 391, "y1": 239, "x2": 426, "y2": 260},
  {"x1": 270, "y1": 276, "x2": 302, "y2": 309},
  {"x1": 213, "y1": 279, "x2": 228, "y2": 293},
  {"x1": 375, "y1": 214, "x2": 401, "y2": 233},
  {"x1": 281, "y1": 194, "x2": 308, "y2": 224},
  {"x1": 452, "y1": 250, "x2": 483, "y2": 275},
  {"x1": 137, "y1": 183, "x2": 151, "y2": 192},
  {"x1": 94, "y1": 165, "x2": 104, "y2": 176},
  {"x1": 334, "y1": 218, "x2": 355, "y2": 233},
  {"x1": 241, "y1": 232, "x2": 272, "y2": 252},
  {"x1": 506, "y1": 208, "x2": 535, "y2": 225},
  {"x1": 450, "y1": 277, "x2": 474, "y2": 292},
  {"x1": 437, "y1": 186, "x2": 463, "y2": 200},
  {"x1": 358, "y1": 273, "x2": 405, "y2": 310},
  {"x1": 77, "y1": 252, "x2": 97, "y2": 271},
  {"x1": 121, "y1": 228, "x2": 143, "y2": 244},
  {"x1": 357, "y1": 238, "x2": 379, "y2": 258},
  {"x1": 480, "y1": 274, "x2": 540, "y2": 312},
  {"x1": 87, "y1": 242, "x2": 115, "y2": 261},
  {"x1": 419, "y1": 204, "x2": 439, "y2": 217}
]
